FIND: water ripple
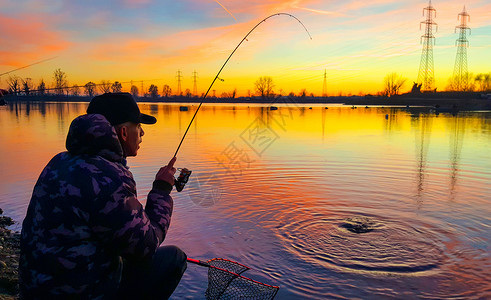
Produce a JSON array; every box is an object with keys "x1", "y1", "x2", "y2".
[{"x1": 275, "y1": 210, "x2": 446, "y2": 275}]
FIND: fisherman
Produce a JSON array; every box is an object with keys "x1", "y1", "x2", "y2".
[{"x1": 19, "y1": 92, "x2": 187, "y2": 299}]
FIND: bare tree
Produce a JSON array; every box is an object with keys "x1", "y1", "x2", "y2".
[
  {"x1": 53, "y1": 68, "x2": 68, "y2": 95},
  {"x1": 22, "y1": 78, "x2": 33, "y2": 95},
  {"x1": 254, "y1": 76, "x2": 275, "y2": 98},
  {"x1": 162, "y1": 84, "x2": 171, "y2": 97},
  {"x1": 7, "y1": 76, "x2": 21, "y2": 94},
  {"x1": 383, "y1": 72, "x2": 407, "y2": 97},
  {"x1": 446, "y1": 73, "x2": 475, "y2": 92},
  {"x1": 130, "y1": 85, "x2": 139, "y2": 98},
  {"x1": 84, "y1": 82, "x2": 96, "y2": 97},
  {"x1": 99, "y1": 80, "x2": 111, "y2": 94},
  {"x1": 475, "y1": 73, "x2": 491, "y2": 92},
  {"x1": 221, "y1": 89, "x2": 237, "y2": 98},
  {"x1": 148, "y1": 84, "x2": 159, "y2": 98},
  {"x1": 111, "y1": 81, "x2": 122, "y2": 93},
  {"x1": 184, "y1": 88, "x2": 191, "y2": 97},
  {"x1": 37, "y1": 79, "x2": 46, "y2": 95},
  {"x1": 299, "y1": 89, "x2": 307, "y2": 98},
  {"x1": 71, "y1": 85, "x2": 81, "y2": 96}
]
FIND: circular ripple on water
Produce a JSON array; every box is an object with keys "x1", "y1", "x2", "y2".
[{"x1": 276, "y1": 212, "x2": 445, "y2": 274}]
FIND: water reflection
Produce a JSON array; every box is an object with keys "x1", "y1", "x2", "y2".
[
  {"x1": 448, "y1": 115, "x2": 465, "y2": 201},
  {"x1": 1, "y1": 102, "x2": 490, "y2": 299},
  {"x1": 413, "y1": 113, "x2": 433, "y2": 205}
]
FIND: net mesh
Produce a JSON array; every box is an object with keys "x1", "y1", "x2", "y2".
[{"x1": 204, "y1": 258, "x2": 279, "y2": 300}]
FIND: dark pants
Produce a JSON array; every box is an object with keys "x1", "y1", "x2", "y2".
[{"x1": 117, "y1": 245, "x2": 187, "y2": 300}]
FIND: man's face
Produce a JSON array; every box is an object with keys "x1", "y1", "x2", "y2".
[{"x1": 119, "y1": 122, "x2": 144, "y2": 157}]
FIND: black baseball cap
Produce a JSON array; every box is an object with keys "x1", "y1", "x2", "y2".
[{"x1": 87, "y1": 92, "x2": 156, "y2": 125}]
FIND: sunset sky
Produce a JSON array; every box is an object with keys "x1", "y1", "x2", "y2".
[{"x1": 1, "y1": 0, "x2": 490, "y2": 96}]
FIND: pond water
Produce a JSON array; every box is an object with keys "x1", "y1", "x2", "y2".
[{"x1": 0, "y1": 101, "x2": 490, "y2": 299}]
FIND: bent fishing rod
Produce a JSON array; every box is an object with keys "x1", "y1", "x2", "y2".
[
  {"x1": 172, "y1": 13, "x2": 311, "y2": 192},
  {"x1": 173, "y1": 13, "x2": 311, "y2": 158}
]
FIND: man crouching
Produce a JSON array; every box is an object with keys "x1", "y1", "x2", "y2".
[{"x1": 19, "y1": 93, "x2": 186, "y2": 299}]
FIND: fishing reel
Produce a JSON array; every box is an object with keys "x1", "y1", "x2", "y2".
[{"x1": 175, "y1": 168, "x2": 192, "y2": 192}]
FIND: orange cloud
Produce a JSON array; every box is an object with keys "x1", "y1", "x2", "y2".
[{"x1": 0, "y1": 14, "x2": 70, "y2": 67}]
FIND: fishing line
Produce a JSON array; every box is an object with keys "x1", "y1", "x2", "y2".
[
  {"x1": 173, "y1": 13, "x2": 312, "y2": 157},
  {"x1": 0, "y1": 57, "x2": 57, "y2": 77}
]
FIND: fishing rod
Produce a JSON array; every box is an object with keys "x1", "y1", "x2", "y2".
[
  {"x1": 173, "y1": 13, "x2": 312, "y2": 158},
  {"x1": 172, "y1": 13, "x2": 311, "y2": 192}
]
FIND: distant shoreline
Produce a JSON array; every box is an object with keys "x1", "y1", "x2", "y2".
[{"x1": 2, "y1": 92, "x2": 490, "y2": 110}]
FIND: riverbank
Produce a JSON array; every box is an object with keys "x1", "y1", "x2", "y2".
[
  {"x1": 2, "y1": 91, "x2": 490, "y2": 110},
  {"x1": 0, "y1": 209, "x2": 19, "y2": 299}
]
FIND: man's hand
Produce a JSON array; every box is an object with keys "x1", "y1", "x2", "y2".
[{"x1": 155, "y1": 157, "x2": 177, "y2": 186}]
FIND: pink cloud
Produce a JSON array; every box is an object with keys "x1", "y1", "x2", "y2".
[{"x1": 0, "y1": 14, "x2": 71, "y2": 67}]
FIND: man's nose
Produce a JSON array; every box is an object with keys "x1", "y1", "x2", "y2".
[{"x1": 141, "y1": 128, "x2": 145, "y2": 136}]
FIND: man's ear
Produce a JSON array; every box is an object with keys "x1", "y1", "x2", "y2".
[{"x1": 116, "y1": 125, "x2": 128, "y2": 142}]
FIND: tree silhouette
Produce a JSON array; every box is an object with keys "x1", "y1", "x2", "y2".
[
  {"x1": 22, "y1": 78, "x2": 33, "y2": 95},
  {"x1": 99, "y1": 80, "x2": 111, "y2": 94},
  {"x1": 383, "y1": 72, "x2": 407, "y2": 97},
  {"x1": 37, "y1": 79, "x2": 46, "y2": 95},
  {"x1": 53, "y1": 68, "x2": 68, "y2": 95},
  {"x1": 71, "y1": 85, "x2": 81, "y2": 96},
  {"x1": 474, "y1": 73, "x2": 491, "y2": 92},
  {"x1": 84, "y1": 82, "x2": 96, "y2": 97},
  {"x1": 221, "y1": 89, "x2": 237, "y2": 98},
  {"x1": 130, "y1": 85, "x2": 139, "y2": 98},
  {"x1": 7, "y1": 76, "x2": 21, "y2": 94},
  {"x1": 184, "y1": 88, "x2": 191, "y2": 97},
  {"x1": 111, "y1": 81, "x2": 122, "y2": 93},
  {"x1": 446, "y1": 73, "x2": 475, "y2": 92},
  {"x1": 148, "y1": 84, "x2": 159, "y2": 98},
  {"x1": 254, "y1": 76, "x2": 275, "y2": 98},
  {"x1": 299, "y1": 89, "x2": 307, "y2": 98},
  {"x1": 162, "y1": 84, "x2": 171, "y2": 97}
]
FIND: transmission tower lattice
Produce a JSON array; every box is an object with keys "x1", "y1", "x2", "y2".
[
  {"x1": 192, "y1": 71, "x2": 198, "y2": 96},
  {"x1": 453, "y1": 6, "x2": 471, "y2": 91},
  {"x1": 417, "y1": 0, "x2": 438, "y2": 92},
  {"x1": 322, "y1": 69, "x2": 327, "y2": 97},
  {"x1": 176, "y1": 70, "x2": 182, "y2": 95}
]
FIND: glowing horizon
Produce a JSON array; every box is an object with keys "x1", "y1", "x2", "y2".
[{"x1": 1, "y1": 0, "x2": 490, "y2": 96}]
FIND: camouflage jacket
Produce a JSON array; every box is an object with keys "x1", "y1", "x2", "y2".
[{"x1": 19, "y1": 114, "x2": 173, "y2": 299}]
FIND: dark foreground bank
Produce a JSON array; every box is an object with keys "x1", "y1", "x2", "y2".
[{"x1": 0, "y1": 209, "x2": 19, "y2": 299}]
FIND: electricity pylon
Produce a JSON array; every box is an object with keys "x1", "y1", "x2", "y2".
[
  {"x1": 417, "y1": 0, "x2": 438, "y2": 92},
  {"x1": 452, "y1": 6, "x2": 471, "y2": 91},
  {"x1": 192, "y1": 71, "x2": 198, "y2": 96},
  {"x1": 322, "y1": 69, "x2": 327, "y2": 97},
  {"x1": 176, "y1": 70, "x2": 182, "y2": 95}
]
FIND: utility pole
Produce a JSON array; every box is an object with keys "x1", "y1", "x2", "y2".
[
  {"x1": 141, "y1": 80, "x2": 144, "y2": 97},
  {"x1": 176, "y1": 70, "x2": 182, "y2": 96},
  {"x1": 192, "y1": 70, "x2": 198, "y2": 96},
  {"x1": 417, "y1": 0, "x2": 438, "y2": 92},
  {"x1": 453, "y1": 6, "x2": 471, "y2": 91},
  {"x1": 322, "y1": 69, "x2": 327, "y2": 97}
]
